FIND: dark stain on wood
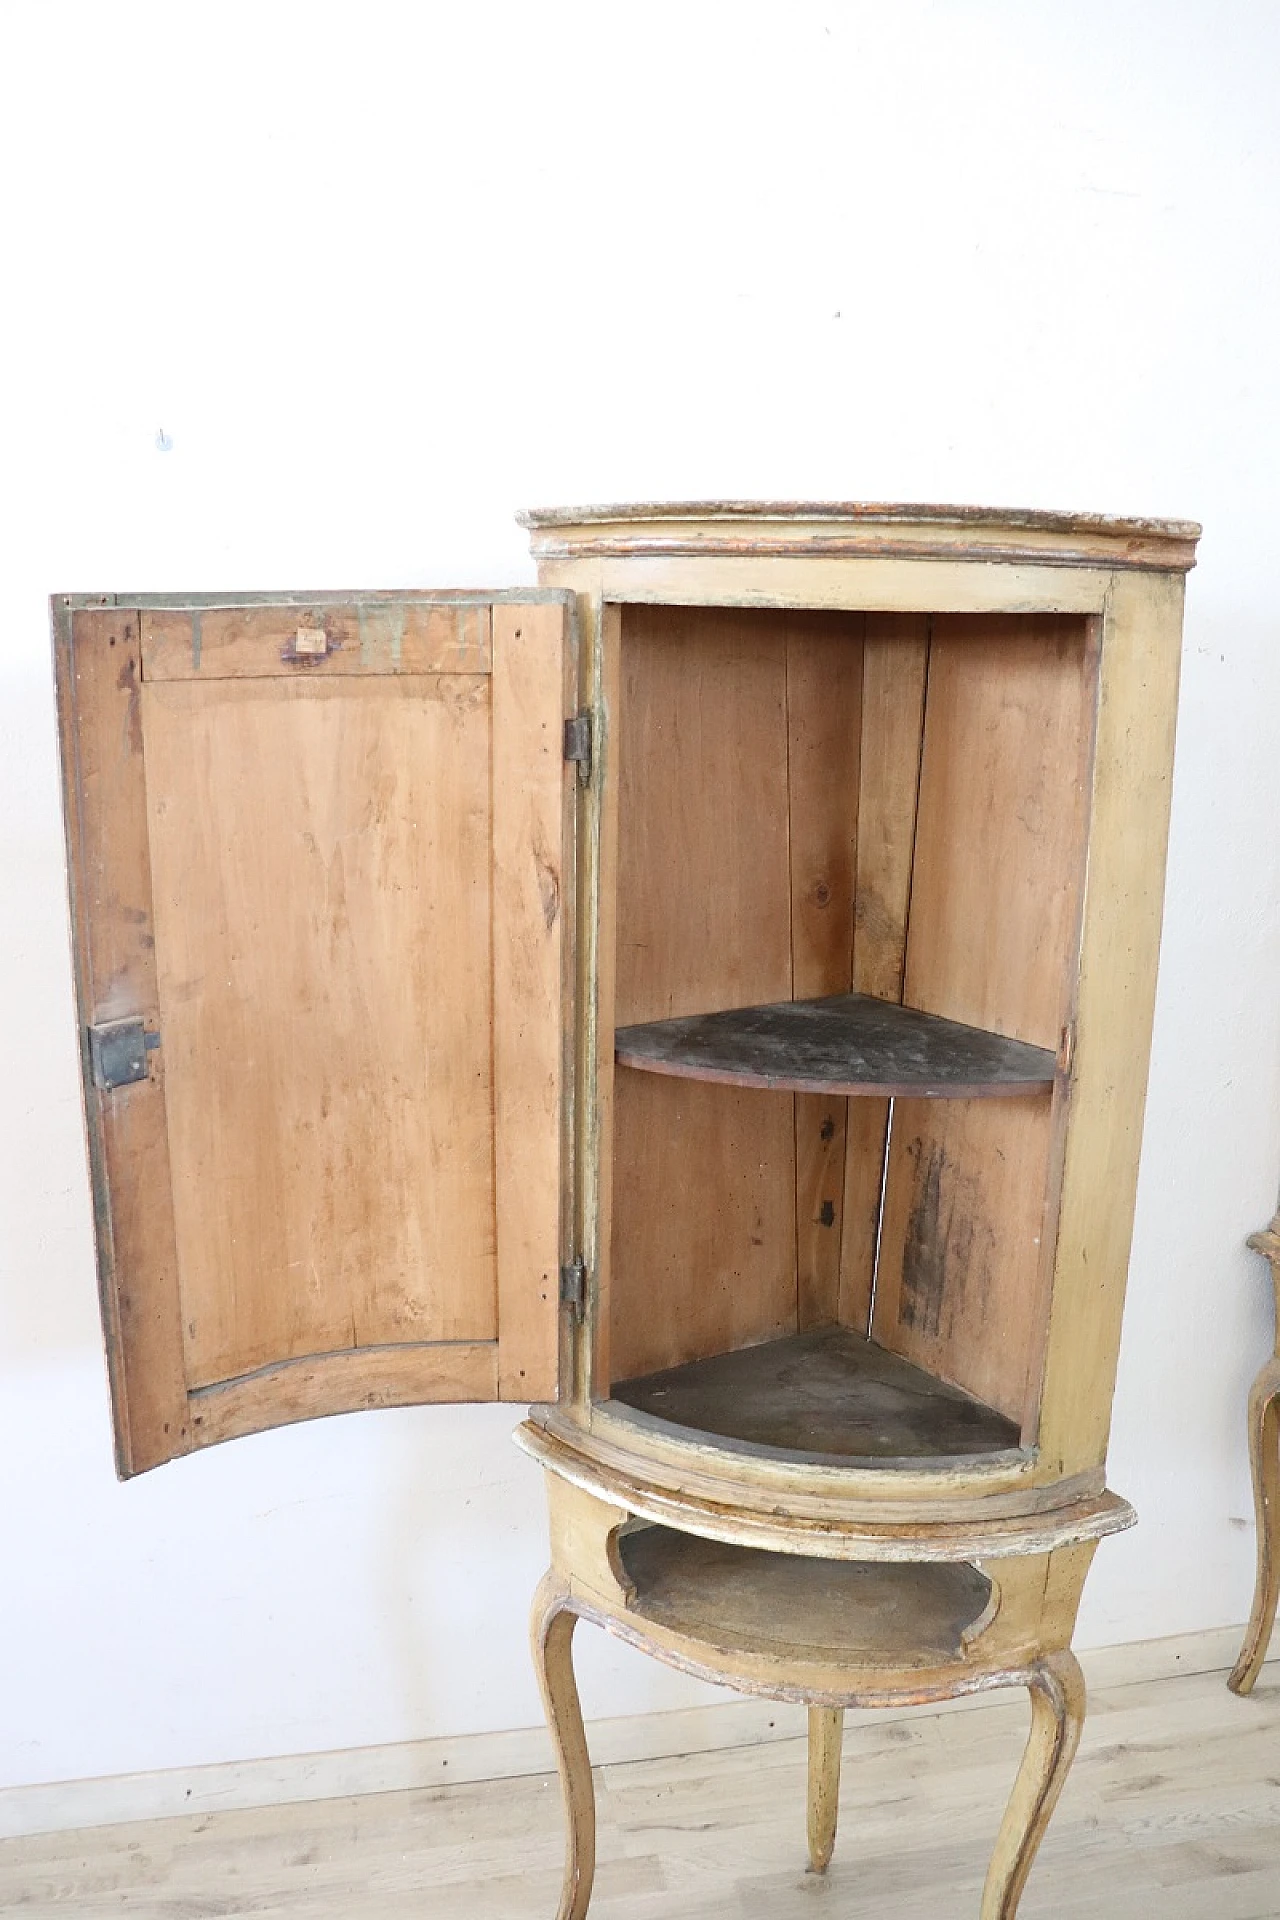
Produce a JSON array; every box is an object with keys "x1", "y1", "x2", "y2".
[
  {"x1": 613, "y1": 1325, "x2": 1017, "y2": 1460},
  {"x1": 115, "y1": 631, "x2": 143, "y2": 756},
  {"x1": 616, "y1": 993, "x2": 1057, "y2": 1099},
  {"x1": 899, "y1": 1141, "x2": 994, "y2": 1344}
]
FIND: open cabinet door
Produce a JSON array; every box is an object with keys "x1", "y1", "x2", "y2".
[{"x1": 54, "y1": 592, "x2": 576, "y2": 1475}]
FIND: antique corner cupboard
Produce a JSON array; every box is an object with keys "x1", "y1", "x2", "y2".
[{"x1": 54, "y1": 503, "x2": 1198, "y2": 1916}]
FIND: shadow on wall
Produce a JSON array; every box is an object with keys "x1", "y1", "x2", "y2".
[{"x1": 1, "y1": 662, "x2": 106, "y2": 1371}]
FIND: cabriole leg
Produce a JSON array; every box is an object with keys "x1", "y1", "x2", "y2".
[
  {"x1": 1230, "y1": 1356, "x2": 1280, "y2": 1694},
  {"x1": 806, "y1": 1705, "x2": 844, "y2": 1872},
  {"x1": 532, "y1": 1573, "x2": 596, "y2": 1920},
  {"x1": 981, "y1": 1650, "x2": 1085, "y2": 1920}
]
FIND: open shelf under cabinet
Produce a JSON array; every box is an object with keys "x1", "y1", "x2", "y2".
[{"x1": 617, "y1": 1524, "x2": 995, "y2": 1667}]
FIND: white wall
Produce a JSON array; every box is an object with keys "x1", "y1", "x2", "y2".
[{"x1": 2, "y1": 0, "x2": 1278, "y2": 1791}]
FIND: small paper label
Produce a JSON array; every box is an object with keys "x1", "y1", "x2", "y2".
[{"x1": 294, "y1": 626, "x2": 327, "y2": 657}]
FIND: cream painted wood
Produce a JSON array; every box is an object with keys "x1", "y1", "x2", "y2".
[
  {"x1": 8, "y1": 1662, "x2": 1278, "y2": 1920},
  {"x1": 806, "y1": 1706, "x2": 843, "y2": 1872},
  {"x1": 521, "y1": 502, "x2": 1196, "y2": 1920},
  {"x1": 530, "y1": 1477, "x2": 1096, "y2": 1917}
]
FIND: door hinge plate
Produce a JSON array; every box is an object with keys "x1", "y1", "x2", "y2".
[
  {"x1": 88, "y1": 1017, "x2": 161, "y2": 1091},
  {"x1": 560, "y1": 1257, "x2": 587, "y2": 1319},
  {"x1": 563, "y1": 713, "x2": 593, "y2": 783}
]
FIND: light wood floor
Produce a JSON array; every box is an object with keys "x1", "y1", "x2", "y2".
[{"x1": 5, "y1": 1664, "x2": 1280, "y2": 1917}]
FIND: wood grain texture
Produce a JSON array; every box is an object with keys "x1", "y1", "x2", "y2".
[
  {"x1": 142, "y1": 602, "x2": 492, "y2": 680},
  {"x1": 608, "y1": 606, "x2": 797, "y2": 1381},
  {"x1": 188, "y1": 1342, "x2": 498, "y2": 1448},
  {"x1": 142, "y1": 674, "x2": 497, "y2": 1390},
  {"x1": 839, "y1": 617, "x2": 929, "y2": 1331},
  {"x1": 607, "y1": 1075, "x2": 799, "y2": 1380},
  {"x1": 12, "y1": 1664, "x2": 1280, "y2": 1920},
  {"x1": 492, "y1": 603, "x2": 570, "y2": 1400},
  {"x1": 587, "y1": 602, "x2": 622, "y2": 1403},
  {"x1": 785, "y1": 616, "x2": 862, "y2": 1329},
  {"x1": 873, "y1": 616, "x2": 1093, "y2": 1422},
  {"x1": 55, "y1": 609, "x2": 190, "y2": 1475}
]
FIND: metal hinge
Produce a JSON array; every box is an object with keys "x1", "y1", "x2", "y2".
[
  {"x1": 560, "y1": 1257, "x2": 587, "y2": 1320},
  {"x1": 563, "y1": 712, "x2": 593, "y2": 784},
  {"x1": 88, "y1": 1017, "x2": 161, "y2": 1090}
]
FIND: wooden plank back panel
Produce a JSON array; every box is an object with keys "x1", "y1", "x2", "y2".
[
  {"x1": 492, "y1": 602, "x2": 573, "y2": 1401},
  {"x1": 55, "y1": 609, "x2": 191, "y2": 1475},
  {"x1": 872, "y1": 615, "x2": 1094, "y2": 1420},
  {"x1": 838, "y1": 616, "x2": 930, "y2": 1332},
  {"x1": 143, "y1": 675, "x2": 498, "y2": 1389},
  {"x1": 786, "y1": 615, "x2": 863, "y2": 1330},
  {"x1": 142, "y1": 603, "x2": 492, "y2": 680},
  {"x1": 609, "y1": 606, "x2": 797, "y2": 1382}
]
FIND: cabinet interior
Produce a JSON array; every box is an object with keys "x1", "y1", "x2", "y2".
[{"x1": 605, "y1": 602, "x2": 1097, "y2": 1461}]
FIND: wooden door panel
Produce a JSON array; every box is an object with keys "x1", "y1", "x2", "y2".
[
  {"x1": 143, "y1": 674, "x2": 498, "y2": 1389},
  {"x1": 56, "y1": 594, "x2": 572, "y2": 1476}
]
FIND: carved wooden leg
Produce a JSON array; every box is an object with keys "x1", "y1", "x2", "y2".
[
  {"x1": 980, "y1": 1651, "x2": 1085, "y2": 1920},
  {"x1": 1230, "y1": 1356, "x2": 1280, "y2": 1694},
  {"x1": 532, "y1": 1573, "x2": 595, "y2": 1920},
  {"x1": 806, "y1": 1706, "x2": 843, "y2": 1872}
]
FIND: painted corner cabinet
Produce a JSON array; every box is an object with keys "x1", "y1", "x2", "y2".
[{"x1": 54, "y1": 502, "x2": 1199, "y2": 1917}]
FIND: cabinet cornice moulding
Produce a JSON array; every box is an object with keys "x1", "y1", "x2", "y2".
[{"x1": 518, "y1": 500, "x2": 1201, "y2": 574}]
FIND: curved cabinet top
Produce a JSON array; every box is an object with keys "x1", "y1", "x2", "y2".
[{"x1": 518, "y1": 499, "x2": 1200, "y2": 574}]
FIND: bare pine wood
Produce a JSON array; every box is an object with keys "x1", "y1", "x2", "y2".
[
  {"x1": 587, "y1": 603, "x2": 623, "y2": 1402},
  {"x1": 142, "y1": 674, "x2": 498, "y2": 1390},
  {"x1": 786, "y1": 615, "x2": 862, "y2": 1331},
  {"x1": 616, "y1": 995, "x2": 1057, "y2": 1097},
  {"x1": 54, "y1": 609, "x2": 190, "y2": 1475},
  {"x1": 611, "y1": 1326, "x2": 1020, "y2": 1461},
  {"x1": 59, "y1": 590, "x2": 576, "y2": 1463},
  {"x1": 606, "y1": 1076, "x2": 799, "y2": 1381},
  {"x1": 839, "y1": 616, "x2": 930, "y2": 1332},
  {"x1": 492, "y1": 602, "x2": 570, "y2": 1401},
  {"x1": 141, "y1": 601, "x2": 492, "y2": 680},
  {"x1": 608, "y1": 606, "x2": 797, "y2": 1382},
  {"x1": 806, "y1": 1705, "x2": 843, "y2": 1872},
  {"x1": 1229, "y1": 1215, "x2": 1280, "y2": 1694},
  {"x1": 873, "y1": 616, "x2": 1093, "y2": 1421}
]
